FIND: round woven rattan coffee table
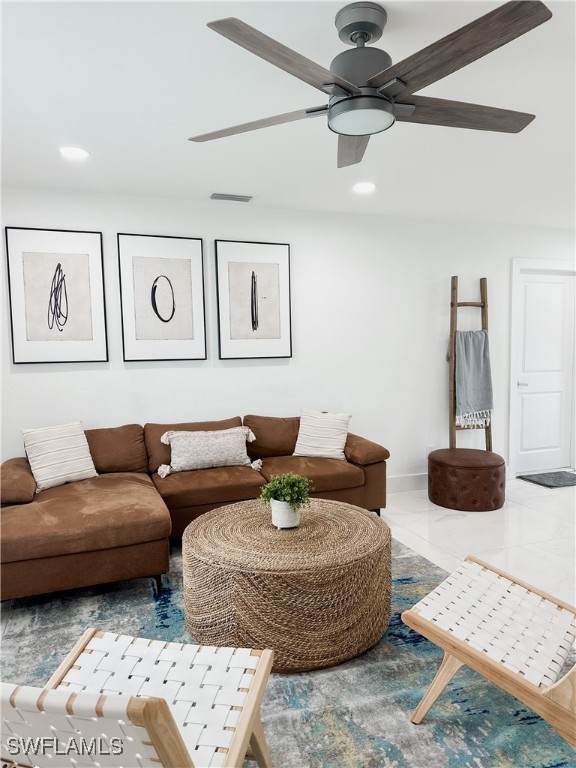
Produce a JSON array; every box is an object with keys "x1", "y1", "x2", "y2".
[{"x1": 182, "y1": 499, "x2": 391, "y2": 672}]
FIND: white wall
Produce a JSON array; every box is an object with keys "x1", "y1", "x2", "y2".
[{"x1": 2, "y1": 186, "x2": 574, "y2": 486}]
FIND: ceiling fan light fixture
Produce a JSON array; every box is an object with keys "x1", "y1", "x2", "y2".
[{"x1": 328, "y1": 96, "x2": 395, "y2": 136}]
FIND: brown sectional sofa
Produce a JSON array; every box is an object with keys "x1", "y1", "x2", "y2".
[{"x1": 1, "y1": 415, "x2": 390, "y2": 600}]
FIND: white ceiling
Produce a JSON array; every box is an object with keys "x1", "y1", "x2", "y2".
[{"x1": 2, "y1": 1, "x2": 575, "y2": 228}]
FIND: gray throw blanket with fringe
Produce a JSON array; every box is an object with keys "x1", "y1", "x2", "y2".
[{"x1": 455, "y1": 330, "x2": 493, "y2": 427}]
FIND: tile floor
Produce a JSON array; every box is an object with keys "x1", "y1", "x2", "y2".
[{"x1": 383, "y1": 477, "x2": 576, "y2": 605}]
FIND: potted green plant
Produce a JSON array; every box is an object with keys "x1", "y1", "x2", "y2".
[{"x1": 259, "y1": 472, "x2": 314, "y2": 529}]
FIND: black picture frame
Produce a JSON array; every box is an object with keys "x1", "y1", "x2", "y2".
[
  {"x1": 215, "y1": 239, "x2": 292, "y2": 360},
  {"x1": 117, "y1": 233, "x2": 206, "y2": 361},
  {"x1": 5, "y1": 226, "x2": 108, "y2": 364}
]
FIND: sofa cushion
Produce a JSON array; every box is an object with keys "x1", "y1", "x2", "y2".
[
  {"x1": 158, "y1": 427, "x2": 255, "y2": 476},
  {"x1": 0, "y1": 473, "x2": 170, "y2": 563},
  {"x1": 293, "y1": 408, "x2": 351, "y2": 460},
  {"x1": 145, "y1": 417, "x2": 242, "y2": 473},
  {"x1": 0, "y1": 458, "x2": 36, "y2": 505},
  {"x1": 22, "y1": 421, "x2": 98, "y2": 492},
  {"x1": 85, "y1": 424, "x2": 148, "y2": 473},
  {"x1": 243, "y1": 415, "x2": 300, "y2": 459},
  {"x1": 260, "y1": 456, "x2": 364, "y2": 492},
  {"x1": 152, "y1": 466, "x2": 265, "y2": 508}
]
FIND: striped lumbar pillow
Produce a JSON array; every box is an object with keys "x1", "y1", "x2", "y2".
[
  {"x1": 293, "y1": 408, "x2": 351, "y2": 461},
  {"x1": 22, "y1": 422, "x2": 98, "y2": 492}
]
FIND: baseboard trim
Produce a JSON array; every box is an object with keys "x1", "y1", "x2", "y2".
[{"x1": 387, "y1": 473, "x2": 428, "y2": 494}]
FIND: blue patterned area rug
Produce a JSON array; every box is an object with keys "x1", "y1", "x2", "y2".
[{"x1": 1, "y1": 541, "x2": 574, "y2": 768}]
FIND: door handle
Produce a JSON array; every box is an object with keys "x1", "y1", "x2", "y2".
[{"x1": 517, "y1": 381, "x2": 529, "y2": 387}]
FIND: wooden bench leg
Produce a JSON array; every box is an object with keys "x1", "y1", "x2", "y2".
[
  {"x1": 543, "y1": 668, "x2": 576, "y2": 748},
  {"x1": 249, "y1": 712, "x2": 274, "y2": 768},
  {"x1": 411, "y1": 652, "x2": 464, "y2": 724}
]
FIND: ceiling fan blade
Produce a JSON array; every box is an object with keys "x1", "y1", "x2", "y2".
[
  {"x1": 395, "y1": 95, "x2": 535, "y2": 132},
  {"x1": 189, "y1": 105, "x2": 328, "y2": 142},
  {"x1": 337, "y1": 135, "x2": 370, "y2": 168},
  {"x1": 208, "y1": 18, "x2": 361, "y2": 96},
  {"x1": 368, "y1": 1, "x2": 552, "y2": 97}
]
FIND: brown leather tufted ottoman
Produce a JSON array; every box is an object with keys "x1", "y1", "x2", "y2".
[{"x1": 428, "y1": 448, "x2": 505, "y2": 511}]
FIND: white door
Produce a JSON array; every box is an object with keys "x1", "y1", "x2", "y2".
[{"x1": 510, "y1": 261, "x2": 575, "y2": 474}]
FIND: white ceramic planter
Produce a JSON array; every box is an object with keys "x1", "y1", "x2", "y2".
[{"x1": 271, "y1": 499, "x2": 301, "y2": 529}]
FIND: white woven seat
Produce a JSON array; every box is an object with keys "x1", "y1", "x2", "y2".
[
  {"x1": 1, "y1": 629, "x2": 274, "y2": 768},
  {"x1": 402, "y1": 556, "x2": 576, "y2": 748}
]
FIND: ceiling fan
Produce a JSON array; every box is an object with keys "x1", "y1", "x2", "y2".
[{"x1": 189, "y1": 1, "x2": 552, "y2": 168}]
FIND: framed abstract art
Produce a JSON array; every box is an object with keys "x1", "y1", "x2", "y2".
[
  {"x1": 215, "y1": 240, "x2": 292, "y2": 359},
  {"x1": 117, "y1": 233, "x2": 206, "y2": 361},
  {"x1": 5, "y1": 227, "x2": 108, "y2": 364}
]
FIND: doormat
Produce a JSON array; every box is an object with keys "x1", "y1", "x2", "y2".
[{"x1": 518, "y1": 471, "x2": 576, "y2": 488}]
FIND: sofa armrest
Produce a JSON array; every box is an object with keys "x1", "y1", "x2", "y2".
[
  {"x1": 344, "y1": 434, "x2": 390, "y2": 466},
  {"x1": 1, "y1": 457, "x2": 36, "y2": 504}
]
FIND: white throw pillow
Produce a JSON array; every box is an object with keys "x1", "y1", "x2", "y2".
[
  {"x1": 158, "y1": 427, "x2": 260, "y2": 477},
  {"x1": 293, "y1": 409, "x2": 351, "y2": 461},
  {"x1": 22, "y1": 421, "x2": 98, "y2": 492}
]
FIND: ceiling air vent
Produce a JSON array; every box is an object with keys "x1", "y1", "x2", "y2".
[{"x1": 210, "y1": 193, "x2": 253, "y2": 203}]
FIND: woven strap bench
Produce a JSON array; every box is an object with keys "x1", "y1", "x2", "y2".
[
  {"x1": 1, "y1": 628, "x2": 274, "y2": 768},
  {"x1": 402, "y1": 556, "x2": 576, "y2": 748}
]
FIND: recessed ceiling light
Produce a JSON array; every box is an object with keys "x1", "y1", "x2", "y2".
[
  {"x1": 352, "y1": 182, "x2": 376, "y2": 195},
  {"x1": 59, "y1": 146, "x2": 90, "y2": 161}
]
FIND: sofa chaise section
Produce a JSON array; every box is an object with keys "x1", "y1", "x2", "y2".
[{"x1": 1, "y1": 425, "x2": 171, "y2": 600}]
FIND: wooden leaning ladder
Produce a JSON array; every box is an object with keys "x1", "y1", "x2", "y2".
[{"x1": 449, "y1": 276, "x2": 492, "y2": 451}]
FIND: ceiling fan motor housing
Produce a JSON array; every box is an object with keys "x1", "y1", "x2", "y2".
[
  {"x1": 330, "y1": 47, "x2": 392, "y2": 86},
  {"x1": 328, "y1": 45, "x2": 395, "y2": 136}
]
